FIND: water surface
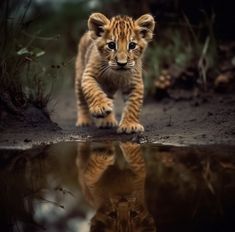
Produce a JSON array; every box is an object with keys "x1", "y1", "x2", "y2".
[{"x1": 0, "y1": 142, "x2": 235, "y2": 232}]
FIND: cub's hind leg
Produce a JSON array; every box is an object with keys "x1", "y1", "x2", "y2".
[
  {"x1": 95, "y1": 112, "x2": 118, "y2": 128},
  {"x1": 75, "y1": 33, "x2": 94, "y2": 127},
  {"x1": 75, "y1": 61, "x2": 92, "y2": 127},
  {"x1": 75, "y1": 84, "x2": 92, "y2": 127}
]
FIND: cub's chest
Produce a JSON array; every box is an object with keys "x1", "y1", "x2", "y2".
[{"x1": 99, "y1": 70, "x2": 134, "y2": 91}]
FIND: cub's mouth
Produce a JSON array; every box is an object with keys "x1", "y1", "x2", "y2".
[
  {"x1": 116, "y1": 67, "x2": 129, "y2": 71},
  {"x1": 110, "y1": 65, "x2": 132, "y2": 71}
]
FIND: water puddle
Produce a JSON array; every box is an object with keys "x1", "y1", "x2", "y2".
[{"x1": 0, "y1": 142, "x2": 235, "y2": 232}]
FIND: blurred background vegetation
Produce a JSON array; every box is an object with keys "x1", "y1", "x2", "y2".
[{"x1": 0, "y1": 0, "x2": 234, "y2": 115}]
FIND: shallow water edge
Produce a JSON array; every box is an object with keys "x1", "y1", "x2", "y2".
[{"x1": 0, "y1": 141, "x2": 235, "y2": 232}]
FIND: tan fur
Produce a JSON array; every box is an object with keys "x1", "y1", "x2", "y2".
[
  {"x1": 75, "y1": 13, "x2": 155, "y2": 133},
  {"x1": 76, "y1": 142, "x2": 156, "y2": 232}
]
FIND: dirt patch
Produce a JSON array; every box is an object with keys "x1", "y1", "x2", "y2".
[
  {"x1": 0, "y1": 89, "x2": 235, "y2": 149},
  {"x1": 0, "y1": 105, "x2": 61, "y2": 149}
]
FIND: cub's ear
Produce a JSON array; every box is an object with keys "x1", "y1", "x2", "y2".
[
  {"x1": 135, "y1": 14, "x2": 155, "y2": 41},
  {"x1": 88, "y1": 13, "x2": 110, "y2": 39}
]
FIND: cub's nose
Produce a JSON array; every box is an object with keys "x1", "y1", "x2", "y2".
[{"x1": 117, "y1": 61, "x2": 127, "y2": 67}]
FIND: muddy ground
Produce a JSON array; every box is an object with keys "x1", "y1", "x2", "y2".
[{"x1": 0, "y1": 88, "x2": 235, "y2": 149}]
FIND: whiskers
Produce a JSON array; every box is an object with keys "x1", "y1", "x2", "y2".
[
  {"x1": 128, "y1": 61, "x2": 135, "y2": 68},
  {"x1": 98, "y1": 64, "x2": 111, "y2": 77},
  {"x1": 98, "y1": 61, "x2": 138, "y2": 83},
  {"x1": 138, "y1": 63, "x2": 146, "y2": 75}
]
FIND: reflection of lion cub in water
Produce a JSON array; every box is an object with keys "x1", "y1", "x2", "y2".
[{"x1": 76, "y1": 142, "x2": 156, "y2": 232}]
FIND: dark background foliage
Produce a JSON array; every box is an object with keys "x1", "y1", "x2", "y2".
[{"x1": 0, "y1": 0, "x2": 234, "y2": 113}]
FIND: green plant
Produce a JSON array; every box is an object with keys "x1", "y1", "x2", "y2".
[
  {"x1": 143, "y1": 13, "x2": 218, "y2": 95},
  {"x1": 144, "y1": 29, "x2": 194, "y2": 95},
  {"x1": 0, "y1": 0, "x2": 66, "y2": 113}
]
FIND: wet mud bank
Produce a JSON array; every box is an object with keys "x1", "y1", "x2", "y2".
[{"x1": 0, "y1": 92, "x2": 235, "y2": 149}]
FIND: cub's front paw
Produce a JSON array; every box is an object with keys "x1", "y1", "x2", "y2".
[
  {"x1": 90, "y1": 99, "x2": 113, "y2": 118},
  {"x1": 92, "y1": 147, "x2": 115, "y2": 165},
  {"x1": 94, "y1": 153, "x2": 115, "y2": 166},
  {"x1": 117, "y1": 122, "x2": 144, "y2": 134}
]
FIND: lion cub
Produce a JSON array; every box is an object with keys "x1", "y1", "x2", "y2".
[{"x1": 75, "y1": 13, "x2": 155, "y2": 133}]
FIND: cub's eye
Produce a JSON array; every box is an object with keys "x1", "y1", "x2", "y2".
[
  {"x1": 129, "y1": 42, "x2": 136, "y2": 50},
  {"x1": 107, "y1": 42, "x2": 116, "y2": 50},
  {"x1": 130, "y1": 210, "x2": 138, "y2": 218},
  {"x1": 108, "y1": 211, "x2": 117, "y2": 219}
]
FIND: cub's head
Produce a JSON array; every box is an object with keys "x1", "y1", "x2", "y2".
[
  {"x1": 88, "y1": 13, "x2": 155, "y2": 71},
  {"x1": 90, "y1": 200, "x2": 156, "y2": 232}
]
